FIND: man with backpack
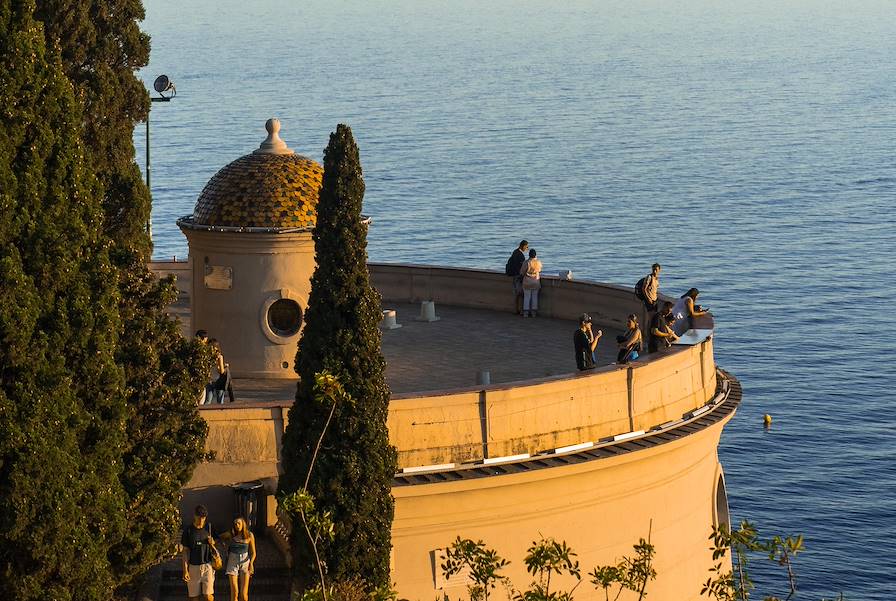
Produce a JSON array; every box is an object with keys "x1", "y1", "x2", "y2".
[
  {"x1": 635, "y1": 263, "x2": 661, "y2": 312},
  {"x1": 635, "y1": 264, "x2": 661, "y2": 345},
  {"x1": 504, "y1": 240, "x2": 528, "y2": 315}
]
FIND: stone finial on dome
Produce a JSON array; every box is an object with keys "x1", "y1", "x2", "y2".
[{"x1": 254, "y1": 118, "x2": 294, "y2": 155}]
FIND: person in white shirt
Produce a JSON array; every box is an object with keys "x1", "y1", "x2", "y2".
[
  {"x1": 520, "y1": 249, "x2": 542, "y2": 317},
  {"x1": 671, "y1": 288, "x2": 709, "y2": 335}
]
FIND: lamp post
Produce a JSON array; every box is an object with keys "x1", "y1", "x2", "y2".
[{"x1": 146, "y1": 74, "x2": 176, "y2": 241}]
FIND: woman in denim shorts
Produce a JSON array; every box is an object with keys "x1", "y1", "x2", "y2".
[{"x1": 221, "y1": 516, "x2": 256, "y2": 601}]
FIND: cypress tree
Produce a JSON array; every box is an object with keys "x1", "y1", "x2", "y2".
[
  {"x1": 0, "y1": 3, "x2": 127, "y2": 599},
  {"x1": 279, "y1": 125, "x2": 397, "y2": 588},
  {"x1": 31, "y1": 1, "x2": 210, "y2": 585},
  {"x1": 33, "y1": 0, "x2": 152, "y2": 253}
]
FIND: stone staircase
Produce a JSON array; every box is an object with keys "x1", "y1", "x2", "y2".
[{"x1": 157, "y1": 566, "x2": 291, "y2": 601}]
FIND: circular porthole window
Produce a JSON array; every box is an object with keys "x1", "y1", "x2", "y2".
[{"x1": 267, "y1": 299, "x2": 303, "y2": 337}]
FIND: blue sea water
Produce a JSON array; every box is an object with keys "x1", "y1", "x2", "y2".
[{"x1": 136, "y1": 1, "x2": 895, "y2": 597}]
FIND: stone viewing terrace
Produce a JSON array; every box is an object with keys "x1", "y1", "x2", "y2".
[
  {"x1": 161, "y1": 262, "x2": 626, "y2": 399},
  {"x1": 152, "y1": 261, "x2": 728, "y2": 474},
  {"x1": 221, "y1": 302, "x2": 623, "y2": 401}
]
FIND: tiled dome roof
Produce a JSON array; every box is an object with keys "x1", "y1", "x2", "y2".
[{"x1": 191, "y1": 119, "x2": 323, "y2": 229}]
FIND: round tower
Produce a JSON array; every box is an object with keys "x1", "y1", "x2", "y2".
[{"x1": 177, "y1": 119, "x2": 322, "y2": 378}]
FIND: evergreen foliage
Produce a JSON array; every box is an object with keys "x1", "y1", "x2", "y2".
[
  {"x1": 33, "y1": 0, "x2": 152, "y2": 253},
  {"x1": 31, "y1": 0, "x2": 210, "y2": 586},
  {"x1": 0, "y1": 3, "x2": 127, "y2": 598},
  {"x1": 279, "y1": 125, "x2": 397, "y2": 589},
  {"x1": 106, "y1": 252, "x2": 210, "y2": 584}
]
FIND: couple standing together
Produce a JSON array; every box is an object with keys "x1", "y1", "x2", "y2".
[
  {"x1": 506, "y1": 240, "x2": 542, "y2": 317},
  {"x1": 182, "y1": 504, "x2": 257, "y2": 601}
]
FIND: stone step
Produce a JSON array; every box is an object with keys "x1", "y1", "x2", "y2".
[{"x1": 158, "y1": 567, "x2": 290, "y2": 601}]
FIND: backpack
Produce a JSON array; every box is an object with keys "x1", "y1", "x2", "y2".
[{"x1": 635, "y1": 276, "x2": 648, "y2": 301}]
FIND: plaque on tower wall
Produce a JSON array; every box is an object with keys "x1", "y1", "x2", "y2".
[{"x1": 204, "y1": 265, "x2": 233, "y2": 290}]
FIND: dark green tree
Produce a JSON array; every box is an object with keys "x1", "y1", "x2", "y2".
[
  {"x1": 33, "y1": 0, "x2": 152, "y2": 253},
  {"x1": 32, "y1": 1, "x2": 210, "y2": 586},
  {"x1": 279, "y1": 124, "x2": 397, "y2": 589},
  {"x1": 105, "y1": 254, "x2": 210, "y2": 585},
  {"x1": 0, "y1": 2, "x2": 127, "y2": 598}
]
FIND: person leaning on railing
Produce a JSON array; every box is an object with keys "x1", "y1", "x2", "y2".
[
  {"x1": 504, "y1": 239, "x2": 528, "y2": 315},
  {"x1": 671, "y1": 288, "x2": 709, "y2": 336}
]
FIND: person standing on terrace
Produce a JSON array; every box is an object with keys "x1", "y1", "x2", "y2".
[
  {"x1": 636, "y1": 263, "x2": 661, "y2": 312},
  {"x1": 649, "y1": 301, "x2": 679, "y2": 352},
  {"x1": 617, "y1": 314, "x2": 643, "y2": 363},
  {"x1": 505, "y1": 239, "x2": 528, "y2": 315},
  {"x1": 520, "y1": 248, "x2": 542, "y2": 317},
  {"x1": 574, "y1": 313, "x2": 602, "y2": 370}
]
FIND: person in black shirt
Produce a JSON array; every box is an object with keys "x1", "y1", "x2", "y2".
[
  {"x1": 649, "y1": 301, "x2": 678, "y2": 353},
  {"x1": 505, "y1": 240, "x2": 528, "y2": 315},
  {"x1": 181, "y1": 504, "x2": 218, "y2": 600},
  {"x1": 574, "y1": 313, "x2": 602, "y2": 370}
]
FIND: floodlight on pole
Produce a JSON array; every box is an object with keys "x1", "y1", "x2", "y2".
[{"x1": 146, "y1": 74, "x2": 175, "y2": 240}]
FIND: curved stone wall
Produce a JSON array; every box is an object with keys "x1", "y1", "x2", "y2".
[
  {"x1": 392, "y1": 412, "x2": 735, "y2": 601},
  {"x1": 369, "y1": 264, "x2": 716, "y2": 469},
  {"x1": 369, "y1": 262, "x2": 647, "y2": 328}
]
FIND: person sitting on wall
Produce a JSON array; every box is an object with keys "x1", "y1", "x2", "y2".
[
  {"x1": 671, "y1": 288, "x2": 709, "y2": 336},
  {"x1": 206, "y1": 339, "x2": 228, "y2": 404},
  {"x1": 181, "y1": 504, "x2": 220, "y2": 601},
  {"x1": 504, "y1": 239, "x2": 528, "y2": 315},
  {"x1": 616, "y1": 314, "x2": 643, "y2": 364},
  {"x1": 649, "y1": 301, "x2": 679, "y2": 352},
  {"x1": 574, "y1": 313, "x2": 602, "y2": 370}
]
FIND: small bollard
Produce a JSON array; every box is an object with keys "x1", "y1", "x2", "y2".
[
  {"x1": 415, "y1": 300, "x2": 441, "y2": 322},
  {"x1": 477, "y1": 370, "x2": 491, "y2": 386},
  {"x1": 381, "y1": 309, "x2": 402, "y2": 330}
]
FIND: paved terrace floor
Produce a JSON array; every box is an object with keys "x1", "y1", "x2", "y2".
[{"x1": 174, "y1": 295, "x2": 623, "y2": 402}]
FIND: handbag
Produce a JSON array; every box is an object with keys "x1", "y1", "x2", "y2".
[
  {"x1": 214, "y1": 371, "x2": 228, "y2": 391},
  {"x1": 206, "y1": 528, "x2": 223, "y2": 570}
]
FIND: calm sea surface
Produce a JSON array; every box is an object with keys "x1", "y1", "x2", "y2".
[{"x1": 136, "y1": 1, "x2": 895, "y2": 597}]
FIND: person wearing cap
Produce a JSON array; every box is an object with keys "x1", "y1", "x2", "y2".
[
  {"x1": 671, "y1": 288, "x2": 708, "y2": 336},
  {"x1": 574, "y1": 314, "x2": 602, "y2": 370},
  {"x1": 181, "y1": 504, "x2": 219, "y2": 601}
]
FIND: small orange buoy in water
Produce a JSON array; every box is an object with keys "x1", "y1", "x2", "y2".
[{"x1": 763, "y1": 414, "x2": 772, "y2": 427}]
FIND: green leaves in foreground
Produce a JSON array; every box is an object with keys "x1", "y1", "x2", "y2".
[
  {"x1": 441, "y1": 535, "x2": 654, "y2": 601},
  {"x1": 442, "y1": 537, "x2": 510, "y2": 601},
  {"x1": 703, "y1": 521, "x2": 829, "y2": 601}
]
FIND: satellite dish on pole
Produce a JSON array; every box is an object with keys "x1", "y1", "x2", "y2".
[{"x1": 153, "y1": 74, "x2": 176, "y2": 98}]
